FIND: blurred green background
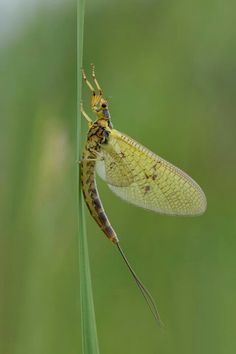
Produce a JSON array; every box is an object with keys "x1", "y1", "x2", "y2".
[{"x1": 1, "y1": 0, "x2": 236, "y2": 353}]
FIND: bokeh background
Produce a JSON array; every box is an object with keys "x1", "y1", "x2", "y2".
[{"x1": 1, "y1": 0, "x2": 236, "y2": 353}]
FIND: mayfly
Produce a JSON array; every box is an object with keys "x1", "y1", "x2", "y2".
[{"x1": 80, "y1": 64, "x2": 207, "y2": 325}]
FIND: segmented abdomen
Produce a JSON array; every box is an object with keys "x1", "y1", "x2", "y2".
[{"x1": 81, "y1": 147, "x2": 119, "y2": 244}]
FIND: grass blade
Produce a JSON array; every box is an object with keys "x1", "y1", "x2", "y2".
[{"x1": 77, "y1": 1, "x2": 100, "y2": 353}]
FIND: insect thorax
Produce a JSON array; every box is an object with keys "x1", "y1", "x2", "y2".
[{"x1": 87, "y1": 119, "x2": 111, "y2": 149}]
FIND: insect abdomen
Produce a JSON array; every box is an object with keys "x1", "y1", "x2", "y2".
[{"x1": 81, "y1": 150, "x2": 119, "y2": 244}]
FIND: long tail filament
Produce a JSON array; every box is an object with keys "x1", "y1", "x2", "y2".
[{"x1": 116, "y1": 243, "x2": 163, "y2": 326}]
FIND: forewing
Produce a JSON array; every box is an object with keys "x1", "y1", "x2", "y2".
[
  {"x1": 97, "y1": 129, "x2": 207, "y2": 216},
  {"x1": 96, "y1": 148, "x2": 133, "y2": 187}
]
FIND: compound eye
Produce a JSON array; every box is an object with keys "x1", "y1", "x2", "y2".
[{"x1": 101, "y1": 103, "x2": 107, "y2": 108}]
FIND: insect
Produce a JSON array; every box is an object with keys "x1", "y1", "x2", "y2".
[{"x1": 80, "y1": 64, "x2": 207, "y2": 325}]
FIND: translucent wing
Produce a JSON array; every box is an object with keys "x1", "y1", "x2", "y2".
[
  {"x1": 96, "y1": 129, "x2": 207, "y2": 216},
  {"x1": 96, "y1": 148, "x2": 133, "y2": 187}
]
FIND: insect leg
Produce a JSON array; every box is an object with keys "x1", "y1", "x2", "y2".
[
  {"x1": 87, "y1": 148, "x2": 104, "y2": 161},
  {"x1": 82, "y1": 67, "x2": 102, "y2": 112},
  {"x1": 91, "y1": 63, "x2": 103, "y2": 95},
  {"x1": 80, "y1": 101, "x2": 93, "y2": 126},
  {"x1": 79, "y1": 155, "x2": 104, "y2": 164},
  {"x1": 76, "y1": 148, "x2": 104, "y2": 164},
  {"x1": 82, "y1": 68, "x2": 96, "y2": 94},
  {"x1": 76, "y1": 158, "x2": 97, "y2": 164}
]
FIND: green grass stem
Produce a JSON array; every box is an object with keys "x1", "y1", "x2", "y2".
[{"x1": 77, "y1": 1, "x2": 100, "y2": 353}]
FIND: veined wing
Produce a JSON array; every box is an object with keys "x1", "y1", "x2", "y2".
[
  {"x1": 96, "y1": 129, "x2": 207, "y2": 216},
  {"x1": 96, "y1": 145, "x2": 133, "y2": 187}
]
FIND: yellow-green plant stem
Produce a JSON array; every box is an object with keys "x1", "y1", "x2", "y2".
[{"x1": 77, "y1": 1, "x2": 100, "y2": 353}]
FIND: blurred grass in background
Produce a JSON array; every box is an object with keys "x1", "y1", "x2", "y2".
[{"x1": 1, "y1": 0, "x2": 236, "y2": 353}]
